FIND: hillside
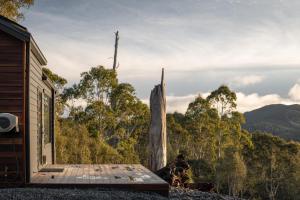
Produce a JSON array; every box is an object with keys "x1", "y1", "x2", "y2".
[{"x1": 243, "y1": 104, "x2": 300, "y2": 141}]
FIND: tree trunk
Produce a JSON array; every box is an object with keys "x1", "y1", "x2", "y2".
[
  {"x1": 113, "y1": 31, "x2": 119, "y2": 70},
  {"x1": 149, "y1": 68, "x2": 167, "y2": 171}
]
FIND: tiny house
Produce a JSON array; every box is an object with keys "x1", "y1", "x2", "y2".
[
  {"x1": 0, "y1": 15, "x2": 169, "y2": 196},
  {"x1": 0, "y1": 15, "x2": 55, "y2": 185}
]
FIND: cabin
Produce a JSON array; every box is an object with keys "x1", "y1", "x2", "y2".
[
  {"x1": 0, "y1": 15, "x2": 55, "y2": 185},
  {"x1": 0, "y1": 16, "x2": 168, "y2": 196}
]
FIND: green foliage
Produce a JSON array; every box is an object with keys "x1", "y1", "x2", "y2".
[
  {"x1": 188, "y1": 159, "x2": 215, "y2": 182},
  {"x1": 165, "y1": 88, "x2": 300, "y2": 199},
  {"x1": 167, "y1": 112, "x2": 190, "y2": 161},
  {"x1": 56, "y1": 119, "x2": 123, "y2": 164},
  {"x1": 56, "y1": 120, "x2": 92, "y2": 164},
  {"x1": 243, "y1": 132, "x2": 300, "y2": 200},
  {"x1": 216, "y1": 147, "x2": 247, "y2": 197},
  {"x1": 54, "y1": 66, "x2": 149, "y2": 165},
  {"x1": 0, "y1": 0, "x2": 34, "y2": 21},
  {"x1": 165, "y1": 91, "x2": 251, "y2": 198},
  {"x1": 89, "y1": 138, "x2": 124, "y2": 164},
  {"x1": 116, "y1": 138, "x2": 140, "y2": 164},
  {"x1": 207, "y1": 85, "x2": 240, "y2": 159},
  {"x1": 184, "y1": 95, "x2": 219, "y2": 162},
  {"x1": 207, "y1": 85, "x2": 237, "y2": 117},
  {"x1": 83, "y1": 101, "x2": 115, "y2": 138},
  {"x1": 79, "y1": 66, "x2": 117, "y2": 103},
  {"x1": 42, "y1": 67, "x2": 68, "y2": 116},
  {"x1": 46, "y1": 66, "x2": 299, "y2": 200},
  {"x1": 42, "y1": 67, "x2": 67, "y2": 90}
]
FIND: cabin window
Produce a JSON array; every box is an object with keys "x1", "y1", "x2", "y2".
[{"x1": 44, "y1": 94, "x2": 53, "y2": 144}]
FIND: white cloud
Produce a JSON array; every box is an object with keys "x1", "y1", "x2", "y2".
[
  {"x1": 162, "y1": 79, "x2": 300, "y2": 113},
  {"x1": 70, "y1": 90, "x2": 300, "y2": 115},
  {"x1": 288, "y1": 83, "x2": 300, "y2": 101},
  {"x1": 150, "y1": 90, "x2": 300, "y2": 114},
  {"x1": 23, "y1": 1, "x2": 300, "y2": 111},
  {"x1": 235, "y1": 92, "x2": 295, "y2": 113},
  {"x1": 142, "y1": 94, "x2": 198, "y2": 113},
  {"x1": 24, "y1": 1, "x2": 300, "y2": 85},
  {"x1": 166, "y1": 94, "x2": 203, "y2": 113},
  {"x1": 229, "y1": 75, "x2": 264, "y2": 87}
]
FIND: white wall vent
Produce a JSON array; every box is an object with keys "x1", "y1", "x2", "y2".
[{"x1": 0, "y1": 113, "x2": 19, "y2": 133}]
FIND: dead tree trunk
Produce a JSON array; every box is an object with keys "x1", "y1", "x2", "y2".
[
  {"x1": 149, "y1": 68, "x2": 167, "y2": 171},
  {"x1": 113, "y1": 31, "x2": 119, "y2": 70}
]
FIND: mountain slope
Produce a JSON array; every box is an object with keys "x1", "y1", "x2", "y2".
[{"x1": 243, "y1": 104, "x2": 300, "y2": 141}]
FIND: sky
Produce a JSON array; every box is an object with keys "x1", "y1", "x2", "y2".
[{"x1": 21, "y1": 0, "x2": 300, "y2": 113}]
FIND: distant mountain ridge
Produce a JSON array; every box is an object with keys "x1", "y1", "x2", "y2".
[{"x1": 243, "y1": 104, "x2": 300, "y2": 141}]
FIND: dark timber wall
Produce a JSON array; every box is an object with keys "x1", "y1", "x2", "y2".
[
  {"x1": 0, "y1": 29, "x2": 26, "y2": 185},
  {"x1": 0, "y1": 16, "x2": 55, "y2": 186}
]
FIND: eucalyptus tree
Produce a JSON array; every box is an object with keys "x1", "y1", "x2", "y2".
[
  {"x1": 243, "y1": 133, "x2": 300, "y2": 200},
  {"x1": 206, "y1": 86, "x2": 251, "y2": 195},
  {"x1": 225, "y1": 111, "x2": 252, "y2": 151},
  {"x1": 207, "y1": 85, "x2": 237, "y2": 159},
  {"x1": 79, "y1": 66, "x2": 117, "y2": 104},
  {"x1": 61, "y1": 84, "x2": 82, "y2": 119},
  {"x1": 83, "y1": 101, "x2": 115, "y2": 138},
  {"x1": 110, "y1": 83, "x2": 150, "y2": 139},
  {"x1": 185, "y1": 95, "x2": 219, "y2": 162},
  {"x1": 167, "y1": 113, "x2": 190, "y2": 161},
  {"x1": 216, "y1": 146, "x2": 247, "y2": 197},
  {"x1": 110, "y1": 83, "x2": 150, "y2": 162},
  {"x1": 67, "y1": 66, "x2": 118, "y2": 138},
  {"x1": 42, "y1": 67, "x2": 68, "y2": 115}
]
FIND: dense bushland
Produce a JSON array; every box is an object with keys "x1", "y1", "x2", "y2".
[{"x1": 44, "y1": 66, "x2": 300, "y2": 200}]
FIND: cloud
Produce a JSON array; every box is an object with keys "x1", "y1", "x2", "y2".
[
  {"x1": 22, "y1": 0, "x2": 300, "y2": 109},
  {"x1": 142, "y1": 94, "x2": 197, "y2": 113},
  {"x1": 152, "y1": 90, "x2": 300, "y2": 114},
  {"x1": 235, "y1": 92, "x2": 295, "y2": 112},
  {"x1": 166, "y1": 94, "x2": 207, "y2": 113},
  {"x1": 24, "y1": 0, "x2": 300, "y2": 80},
  {"x1": 66, "y1": 79, "x2": 300, "y2": 115},
  {"x1": 229, "y1": 75, "x2": 264, "y2": 87},
  {"x1": 69, "y1": 90, "x2": 299, "y2": 116},
  {"x1": 288, "y1": 83, "x2": 300, "y2": 101}
]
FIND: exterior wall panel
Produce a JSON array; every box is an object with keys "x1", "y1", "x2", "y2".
[
  {"x1": 0, "y1": 30, "x2": 25, "y2": 184},
  {"x1": 0, "y1": 18, "x2": 54, "y2": 185},
  {"x1": 29, "y1": 48, "x2": 52, "y2": 176}
]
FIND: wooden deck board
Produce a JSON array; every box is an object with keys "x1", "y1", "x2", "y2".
[
  {"x1": 29, "y1": 164, "x2": 168, "y2": 196},
  {"x1": 29, "y1": 164, "x2": 169, "y2": 196},
  {"x1": 74, "y1": 165, "x2": 80, "y2": 184}
]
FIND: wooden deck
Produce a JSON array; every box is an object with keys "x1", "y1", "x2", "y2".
[{"x1": 29, "y1": 164, "x2": 169, "y2": 196}]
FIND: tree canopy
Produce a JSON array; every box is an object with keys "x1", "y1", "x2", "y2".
[
  {"x1": 45, "y1": 66, "x2": 300, "y2": 200},
  {"x1": 0, "y1": 0, "x2": 34, "y2": 21}
]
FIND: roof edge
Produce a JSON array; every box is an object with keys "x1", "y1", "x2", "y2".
[
  {"x1": 0, "y1": 21, "x2": 30, "y2": 41},
  {"x1": 0, "y1": 15, "x2": 47, "y2": 65},
  {"x1": 30, "y1": 36, "x2": 47, "y2": 66}
]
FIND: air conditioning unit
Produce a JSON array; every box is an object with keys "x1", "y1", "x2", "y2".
[{"x1": 0, "y1": 113, "x2": 19, "y2": 133}]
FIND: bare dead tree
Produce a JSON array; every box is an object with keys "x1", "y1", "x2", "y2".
[
  {"x1": 149, "y1": 68, "x2": 167, "y2": 171},
  {"x1": 113, "y1": 31, "x2": 119, "y2": 70}
]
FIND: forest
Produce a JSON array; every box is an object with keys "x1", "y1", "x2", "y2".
[{"x1": 44, "y1": 66, "x2": 300, "y2": 200}]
